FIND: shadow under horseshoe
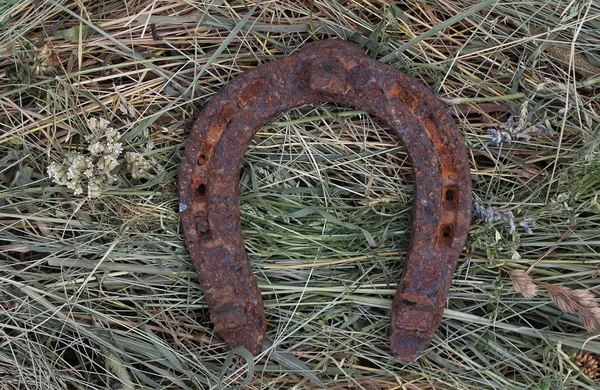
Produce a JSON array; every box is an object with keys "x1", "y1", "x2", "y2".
[{"x1": 178, "y1": 39, "x2": 472, "y2": 361}]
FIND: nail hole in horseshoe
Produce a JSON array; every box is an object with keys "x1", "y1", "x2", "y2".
[
  {"x1": 441, "y1": 224, "x2": 454, "y2": 244},
  {"x1": 197, "y1": 184, "x2": 206, "y2": 196},
  {"x1": 444, "y1": 186, "x2": 459, "y2": 210},
  {"x1": 401, "y1": 299, "x2": 417, "y2": 307},
  {"x1": 196, "y1": 220, "x2": 209, "y2": 234}
]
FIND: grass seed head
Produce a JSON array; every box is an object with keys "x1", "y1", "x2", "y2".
[{"x1": 508, "y1": 269, "x2": 538, "y2": 299}]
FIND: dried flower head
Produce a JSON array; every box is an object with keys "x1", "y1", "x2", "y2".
[
  {"x1": 571, "y1": 352, "x2": 599, "y2": 379},
  {"x1": 47, "y1": 118, "x2": 123, "y2": 198},
  {"x1": 125, "y1": 152, "x2": 151, "y2": 179},
  {"x1": 472, "y1": 203, "x2": 529, "y2": 233},
  {"x1": 492, "y1": 109, "x2": 556, "y2": 146},
  {"x1": 508, "y1": 269, "x2": 538, "y2": 299},
  {"x1": 33, "y1": 43, "x2": 60, "y2": 75},
  {"x1": 86, "y1": 117, "x2": 110, "y2": 135}
]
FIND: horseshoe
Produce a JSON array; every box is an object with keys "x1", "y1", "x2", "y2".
[{"x1": 179, "y1": 40, "x2": 471, "y2": 361}]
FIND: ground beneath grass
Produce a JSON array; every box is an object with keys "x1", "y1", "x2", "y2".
[{"x1": 1, "y1": 1, "x2": 600, "y2": 389}]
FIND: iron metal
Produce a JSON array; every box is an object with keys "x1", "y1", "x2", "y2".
[{"x1": 179, "y1": 39, "x2": 471, "y2": 361}]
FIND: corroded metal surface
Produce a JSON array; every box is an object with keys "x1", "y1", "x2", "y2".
[{"x1": 179, "y1": 39, "x2": 471, "y2": 361}]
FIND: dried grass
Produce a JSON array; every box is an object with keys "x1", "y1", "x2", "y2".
[{"x1": 2, "y1": 0, "x2": 600, "y2": 389}]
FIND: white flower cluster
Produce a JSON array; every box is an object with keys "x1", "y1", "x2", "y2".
[
  {"x1": 47, "y1": 118, "x2": 123, "y2": 198},
  {"x1": 125, "y1": 152, "x2": 151, "y2": 179}
]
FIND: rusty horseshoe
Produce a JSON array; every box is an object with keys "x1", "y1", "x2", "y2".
[{"x1": 179, "y1": 40, "x2": 471, "y2": 361}]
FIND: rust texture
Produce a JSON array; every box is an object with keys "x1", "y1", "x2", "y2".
[{"x1": 179, "y1": 40, "x2": 472, "y2": 361}]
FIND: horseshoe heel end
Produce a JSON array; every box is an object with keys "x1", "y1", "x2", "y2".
[
  {"x1": 210, "y1": 300, "x2": 266, "y2": 355},
  {"x1": 390, "y1": 333, "x2": 434, "y2": 362},
  {"x1": 195, "y1": 246, "x2": 267, "y2": 355},
  {"x1": 390, "y1": 291, "x2": 443, "y2": 360}
]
